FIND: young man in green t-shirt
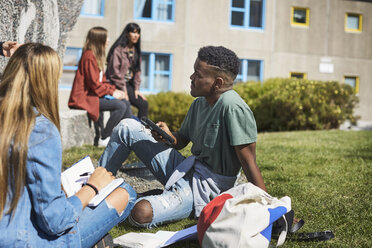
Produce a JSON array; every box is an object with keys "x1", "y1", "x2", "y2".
[{"x1": 99, "y1": 46, "x2": 266, "y2": 228}]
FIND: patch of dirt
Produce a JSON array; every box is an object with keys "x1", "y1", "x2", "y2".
[
  {"x1": 116, "y1": 168, "x2": 164, "y2": 193},
  {"x1": 115, "y1": 166, "x2": 247, "y2": 194}
]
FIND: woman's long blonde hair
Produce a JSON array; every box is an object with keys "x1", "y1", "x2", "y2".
[
  {"x1": 83, "y1": 26, "x2": 107, "y2": 71},
  {"x1": 0, "y1": 43, "x2": 62, "y2": 218}
]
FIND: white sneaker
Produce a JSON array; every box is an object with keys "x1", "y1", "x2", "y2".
[{"x1": 98, "y1": 137, "x2": 110, "y2": 147}]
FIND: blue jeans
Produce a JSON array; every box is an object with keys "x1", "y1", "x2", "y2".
[
  {"x1": 78, "y1": 182, "x2": 136, "y2": 248},
  {"x1": 98, "y1": 119, "x2": 194, "y2": 228}
]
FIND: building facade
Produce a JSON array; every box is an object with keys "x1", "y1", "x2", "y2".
[{"x1": 61, "y1": 0, "x2": 372, "y2": 121}]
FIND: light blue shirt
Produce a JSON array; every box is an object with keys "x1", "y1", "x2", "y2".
[{"x1": 0, "y1": 115, "x2": 83, "y2": 247}]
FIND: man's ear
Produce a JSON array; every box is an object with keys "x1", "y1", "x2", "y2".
[{"x1": 213, "y1": 77, "x2": 224, "y2": 90}]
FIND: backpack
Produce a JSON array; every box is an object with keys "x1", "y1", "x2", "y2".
[{"x1": 197, "y1": 183, "x2": 334, "y2": 247}]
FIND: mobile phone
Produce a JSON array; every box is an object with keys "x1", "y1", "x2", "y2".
[
  {"x1": 140, "y1": 117, "x2": 175, "y2": 145},
  {"x1": 104, "y1": 95, "x2": 115, "y2": 100}
]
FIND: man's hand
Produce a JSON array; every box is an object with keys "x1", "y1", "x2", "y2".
[
  {"x1": 150, "y1": 121, "x2": 174, "y2": 142},
  {"x1": 2, "y1": 41, "x2": 21, "y2": 57},
  {"x1": 235, "y1": 143, "x2": 267, "y2": 192}
]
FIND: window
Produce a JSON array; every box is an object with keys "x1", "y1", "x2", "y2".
[
  {"x1": 141, "y1": 53, "x2": 172, "y2": 92},
  {"x1": 291, "y1": 7, "x2": 309, "y2": 27},
  {"x1": 230, "y1": 0, "x2": 265, "y2": 29},
  {"x1": 290, "y1": 72, "x2": 307, "y2": 79},
  {"x1": 235, "y1": 59, "x2": 263, "y2": 83},
  {"x1": 134, "y1": 0, "x2": 175, "y2": 22},
  {"x1": 345, "y1": 13, "x2": 362, "y2": 32},
  {"x1": 344, "y1": 76, "x2": 359, "y2": 93},
  {"x1": 80, "y1": 0, "x2": 105, "y2": 17},
  {"x1": 63, "y1": 47, "x2": 82, "y2": 71}
]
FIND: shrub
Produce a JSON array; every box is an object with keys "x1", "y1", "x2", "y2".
[
  {"x1": 234, "y1": 78, "x2": 359, "y2": 131},
  {"x1": 146, "y1": 78, "x2": 358, "y2": 132},
  {"x1": 147, "y1": 92, "x2": 194, "y2": 131}
]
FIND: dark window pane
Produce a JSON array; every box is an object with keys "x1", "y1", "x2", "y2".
[
  {"x1": 249, "y1": 0, "x2": 263, "y2": 27},
  {"x1": 239, "y1": 60, "x2": 244, "y2": 75},
  {"x1": 142, "y1": 0, "x2": 152, "y2": 18},
  {"x1": 155, "y1": 55, "x2": 170, "y2": 71},
  {"x1": 344, "y1": 77, "x2": 356, "y2": 88},
  {"x1": 231, "y1": 11, "x2": 245, "y2": 26},
  {"x1": 291, "y1": 73, "x2": 304, "y2": 79},
  {"x1": 156, "y1": 0, "x2": 169, "y2": 20},
  {"x1": 154, "y1": 74, "x2": 169, "y2": 91},
  {"x1": 247, "y1": 60, "x2": 260, "y2": 81},
  {"x1": 293, "y1": 9, "x2": 306, "y2": 24},
  {"x1": 141, "y1": 54, "x2": 150, "y2": 89},
  {"x1": 167, "y1": 3, "x2": 173, "y2": 20},
  {"x1": 232, "y1": 0, "x2": 245, "y2": 8}
]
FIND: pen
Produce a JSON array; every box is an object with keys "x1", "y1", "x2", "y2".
[{"x1": 79, "y1": 172, "x2": 92, "y2": 177}]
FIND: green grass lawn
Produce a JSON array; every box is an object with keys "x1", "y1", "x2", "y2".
[{"x1": 63, "y1": 130, "x2": 372, "y2": 247}]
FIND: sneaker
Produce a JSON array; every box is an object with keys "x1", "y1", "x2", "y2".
[{"x1": 98, "y1": 137, "x2": 110, "y2": 147}]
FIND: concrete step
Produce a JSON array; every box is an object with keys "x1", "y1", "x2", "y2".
[{"x1": 60, "y1": 110, "x2": 94, "y2": 150}]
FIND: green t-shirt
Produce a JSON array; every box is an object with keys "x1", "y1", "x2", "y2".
[{"x1": 179, "y1": 90, "x2": 257, "y2": 176}]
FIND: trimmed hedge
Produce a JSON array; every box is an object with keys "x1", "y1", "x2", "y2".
[
  {"x1": 147, "y1": 78, "x2": 359, "y2": 132},
  {"x1": 234, "y1": 78, "x2": 359, "y2": 131},
  {"x1": 147, "y1": 92, "x2": 194, "y2": 131}
]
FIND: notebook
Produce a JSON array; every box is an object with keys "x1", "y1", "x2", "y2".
[{"x1": 61, "y1": 156, "x2": 123, "y2": 206}]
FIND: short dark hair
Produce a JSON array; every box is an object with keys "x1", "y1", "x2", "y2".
[{"x1": 197, "y1": 46, "x2": 240, "y2": 81}]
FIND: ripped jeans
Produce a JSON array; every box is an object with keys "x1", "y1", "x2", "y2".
[{"x1": 98, "y1": 119, "x2": 194, "y2": 228}]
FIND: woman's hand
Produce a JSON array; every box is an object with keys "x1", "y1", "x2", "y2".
[
  {"x1": 113, "y1": 90, "x2": 129, "y2": 101},
  {"x1": 87, "y1": 167, "x2": 115, "y2": 191},
  {"x1": 112, "y1": 90, "x2": 123, "y2": 99},
  {"x1": 74, "y1": 167, "x2": 115, "y2": 208},
  {"x1": 123, "y1": 91, "x2": 129, "y2": 101},
  {"x1": 134, "y1": 90, "x2": 147, "y2": 100}
]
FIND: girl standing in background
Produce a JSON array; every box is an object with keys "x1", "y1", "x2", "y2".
[{"x1": 106, "y1": 22, "x2": 148, "y2": 119}]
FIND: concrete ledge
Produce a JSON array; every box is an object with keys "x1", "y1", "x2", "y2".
[{"x1": 60, "y1": 110, "x2": 95, "y2": 150}]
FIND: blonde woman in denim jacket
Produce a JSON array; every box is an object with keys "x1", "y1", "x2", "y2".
[{"x1": 0, "y1": 43, "x2": 136, "y2": 247}]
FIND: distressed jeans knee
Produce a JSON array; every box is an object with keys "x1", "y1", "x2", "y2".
[{"x1": 129, "y1": 182, "x2": 193, "y2": 228}]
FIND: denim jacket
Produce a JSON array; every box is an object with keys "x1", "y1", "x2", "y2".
[{"x1": 0, "y1": 115, "x2": 83, "y2": 247}]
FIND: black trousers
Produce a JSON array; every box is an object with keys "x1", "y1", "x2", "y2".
[
  {"x1": 96, "y1": 98, "x2": 132, "y2": 140},
  {"x1": 126, "y1": 82, "x2": 148, "y2": 119}
]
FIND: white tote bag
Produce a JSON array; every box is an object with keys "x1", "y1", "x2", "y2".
[{"x1": 197, "y1": 183, "x2": 291, "y2": 248}]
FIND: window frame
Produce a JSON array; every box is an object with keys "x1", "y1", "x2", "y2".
[
  {"x1": 235, "y1": 59, "x2": 264, "y2": 83},
  {"x1": 291, "y1": 6, "x2": 310, "y2": 27},
  {"x1": 345, "y1": 13, "x2": 362, "y2": 33},
  {"x1": 140, "y1": 52, "x2": 173, "y2": 93},
  {"x1": 134, "y1": 0, "x2": 176, "y2": 22},
  {"x1": 63, "y1": 47, "x2": 82, "y2": 71},
  {"x1": 80, "y1": 0, "x2": 105, "y2": 17},
  {"x1": 290, "y1": 72, "x2": 307, "y2": 79},
  {"x1": 344, "y1": 75, "x2": 359, "y2": 93},
  {"x1": 229, "y1": 0, "x2": 266, "y2": 30}
]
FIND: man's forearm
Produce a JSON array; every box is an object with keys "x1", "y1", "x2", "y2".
[
  {"x1": 235, "y1": 143, "x2": 267, "y2": 192},
  {"x1": 171, "y1": 132, "x2": 189, "y2": 150},
  {"x1": 241, "y1": 162, "x2": 267, "y2": 191}
]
